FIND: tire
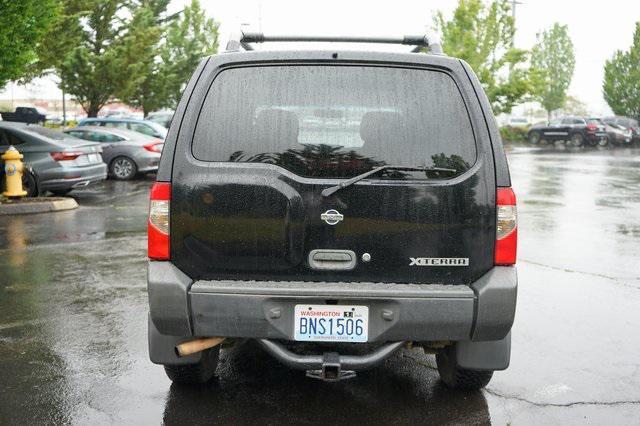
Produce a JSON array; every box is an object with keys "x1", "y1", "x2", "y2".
[
  {"x1": 163, "y1": 346, "x2": 220, "y2": 385},
  {"x1": 436, "y1": 345, "x2": 493, "y2": 390},
  {"x1": 570, "y1": 133, "x2": 584, "y2": 147},
  {"x1": 50, "y1": 189, "x2": 72, "y2": 196},
  {"x1": 599, "y1": 136, "x2": 610, "y2": 147},
  {"x1": 22, "y1": 170, "x2": 39, "y2": 197},
  {"x1": 528, "y1": 131, "x2": 541, "y2": 144},
  {"x1": 110, "y1": 156, "x2": 137, "y2": 180}
]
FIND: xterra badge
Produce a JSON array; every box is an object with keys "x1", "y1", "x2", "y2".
[
  {"x1": 409, "y1": 257, "x2": 469, "y2": 266},
  {"x1": 321, "y1": 209, "x2": 344, "y2": 225}
]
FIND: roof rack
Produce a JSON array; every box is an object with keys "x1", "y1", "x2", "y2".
[{"x1": 225, "y1": 31, "x2": 443, "y2": 54}]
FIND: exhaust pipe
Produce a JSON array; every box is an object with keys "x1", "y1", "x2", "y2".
[{"x1": 175, "y1": 337, "x2": 225, "y2": 357}]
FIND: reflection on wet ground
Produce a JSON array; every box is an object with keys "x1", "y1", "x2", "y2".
[
  {"x1": 487, "y1": 146, "x2": 640, "y2": 424},
  {"x1": 1, "y1": 148, "x2": 640, "y2": 424},
  {"x1": 162, "y1": 343, "x2": 490, "y2": 425}
]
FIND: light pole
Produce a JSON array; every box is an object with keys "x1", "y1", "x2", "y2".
[
  {"x1": 509, "y1": 0, "x2": 523, "y2": 77},
  {"x1": 511, "y1": 0, "x2": 523, "y2": 48},
  {"x1": 51, "y1": 72, "x2": 67, "y2": 126},
  {"x1": 62, "y1": 85, "x2": 66, "y2": 127}
]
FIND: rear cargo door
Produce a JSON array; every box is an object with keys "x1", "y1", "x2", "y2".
[{"x1": 172, "y1": 64, "x2": 495, "y2": 284}]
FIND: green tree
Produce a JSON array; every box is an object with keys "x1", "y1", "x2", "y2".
[
  {"x1": 603, "y1": 22, "x2": 640, "y2": 119},
  {"x1": 0, "y1": 0, "x2": 60, "y2": 89},
  {"x1": 434, "y1": 0, "x2": 536, "y2": 114},
  {"x1": 559, "y1": 95, "x2": 588, "y2": 117},
  {"x1": 24, "y1": 1, "x2": 85, "y2": 81},
  {"x1": 161, "y1": 0, "x2": 219, "y2": 108},
  {"x1": 117, "y1": 0, "x2": 219, "y2": 116},
  {"x1": 58, "y1": 0, "x2": 150, "y2": 117},
  {"x1": 531, "y1": 23, "x2": 575, "y2": 119},
  {"x1": 116, "y1": 2, "x2": 167, "y2": 116}
]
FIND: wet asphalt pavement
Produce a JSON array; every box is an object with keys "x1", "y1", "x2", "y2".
[{"x1": 1, "y1": 146, "x2": 640, "y2": 425}]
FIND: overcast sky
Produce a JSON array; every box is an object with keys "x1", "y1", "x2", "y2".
[{"x1": 3, "y1": 0, "x2": 639, "y2": 116}]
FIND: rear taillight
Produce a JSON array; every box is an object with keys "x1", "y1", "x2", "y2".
[
  {"x1": 495, "y1": 187, "x2": 517, "y2": 265},
  {"x1": 148, "y1": 182, "x2": 170, "y2": 260},
  {"x1": 586, "y1": 123, "x2": 597, "y2": 132},
  {"x1": 51, "y1": 151, "x2": 83, "y2": 161},
  {"x1": 143, "y1": 141, "x2": 164, "y2": 153}
]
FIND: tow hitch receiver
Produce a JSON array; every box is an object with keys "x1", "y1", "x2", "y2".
[
  {"x1": 257, "y1": 339, "x2": 404, "y2": 382},
  {"x1": 306, "y1": 352, "x2": 357, "y2": 382}
]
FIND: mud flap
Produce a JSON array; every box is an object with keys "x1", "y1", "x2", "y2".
[
  {"x1": 455, "y1": 331, "x2": 511, "y2": 371},
  {"x1": 148, "y1": 315, "x2": 204, "y2": 366}
]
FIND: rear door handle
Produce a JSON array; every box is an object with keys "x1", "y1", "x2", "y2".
[{"x1": 308, "y1": 249, "x2": 356, "y2": 271}]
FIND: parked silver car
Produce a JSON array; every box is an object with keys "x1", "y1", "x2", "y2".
[
  {"x1": 146, "y1": 111, "x2": 174, "y2": 129},
  {"x1": 64, "y1": 126, "x2": 163, "y2": 180},
  {"x1": 603, "y1": 116, "x2": 640, "y2": 143},
  {"x1": 76, "y1": 117, "x2": 168, "y2": 139},
  {"x1": 0, "y1": 122, "x2": 107, "y2": 196}
]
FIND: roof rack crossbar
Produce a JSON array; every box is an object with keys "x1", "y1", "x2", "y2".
[{"x1": 226, "y1": 32, "x2": 443, "y2": 54}]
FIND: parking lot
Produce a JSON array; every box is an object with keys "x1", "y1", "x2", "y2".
[{"x1": 1, "y1": 146, "x2": 640, "y2": 425}]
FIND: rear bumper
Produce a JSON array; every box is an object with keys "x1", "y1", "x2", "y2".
[
  {"x1": 586, "y1": 132, "x2": 607, "y2": 142},
  {"x1": 40, "y1": 164, "x2": 107, "y2": 191},
  {"x1": 148, "y1": 262, "x2": 517, "y2": 344},
  {"x1": 135, "y1": 152, "x2": 161, "y2": 173}
]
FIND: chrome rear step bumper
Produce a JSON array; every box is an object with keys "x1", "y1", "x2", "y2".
[{"x1": 258, "y1": 339, "x2": 404, "y2": 381}]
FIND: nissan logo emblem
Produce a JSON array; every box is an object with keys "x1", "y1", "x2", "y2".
[{"x1": 321, "y1": 209, "x2": 344, "y2": 225}]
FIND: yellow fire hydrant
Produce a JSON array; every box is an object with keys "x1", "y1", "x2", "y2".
[{"x1": 2, "y1": 146, "x2": 27, "y2": 198}]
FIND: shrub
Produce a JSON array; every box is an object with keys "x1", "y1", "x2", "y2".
[
  {"x1": 43, "y1": 120, "x2": 77, "y2": 129},
  {"x1": 0, "y1": 101, "x2": 13, "y2": 112},
  {"x1": 500, "y1": 125, "x2": 528, "y2": 143}
]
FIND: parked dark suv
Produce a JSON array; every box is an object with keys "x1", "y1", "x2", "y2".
[
  {"x1": 527, "y1": 116, "x2": 607, "y2": 146},
  {"x1": 147, "y1": 33, "x2": 518, "y2": 390}
]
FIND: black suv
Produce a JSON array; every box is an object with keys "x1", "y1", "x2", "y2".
[
  {"x1": 147, "y1": 33, "x2": 518, "y2": 390},
  {"x1": 527, "y1": 116, "x2": 607, "y2": 146}
]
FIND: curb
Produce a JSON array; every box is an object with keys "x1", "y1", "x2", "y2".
[{"x1": 0, "y1": 197, "x2": 79, "y2": 215}]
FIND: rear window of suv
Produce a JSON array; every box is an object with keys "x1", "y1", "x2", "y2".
[{"x1": 193, "y1": 65, "x2": 476, "y2": 179}]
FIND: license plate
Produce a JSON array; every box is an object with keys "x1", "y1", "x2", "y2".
[{"x1": 294, "y1": 304, "x2": 368, "y2": 342}]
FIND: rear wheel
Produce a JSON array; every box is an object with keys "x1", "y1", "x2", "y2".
[
  {"x1": 163, "y1": 347, "x2": 220, "y2": 385},
  {"x1": 436, "y1": 345, "x2": 493, "y2": 390},
  {"x1": 528, "y1": 131, "x2": 541, "y2": 144},
  {"x1": 571, "y1": 133, "x2": 584, "y2": 147},
  {"x1": 599, "y1": 136, "x2": 610, "y2": 147},
  {"x1": 22, "y1": 170, "x2": 39, "y2": 197},
  {"x1": 110, "y1": 156, "x2": 137, "y2": 180}
]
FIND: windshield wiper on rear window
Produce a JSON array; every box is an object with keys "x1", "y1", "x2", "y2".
[{"x1": 321, "y1": 165, "x2": 457, "y2": 197}]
